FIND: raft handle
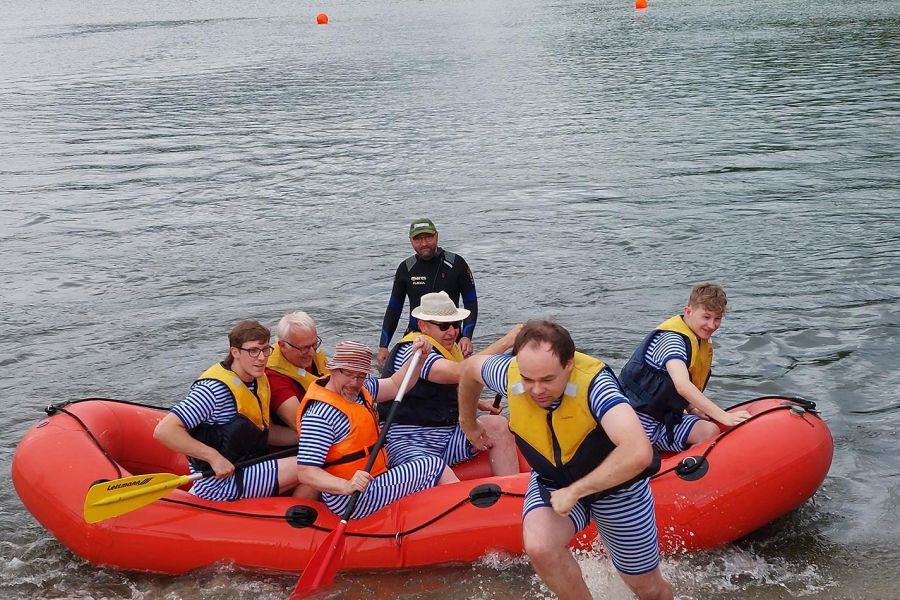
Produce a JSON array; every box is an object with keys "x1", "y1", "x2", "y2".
[
  {"x1": 285, "y1": 505, "x2": 319, "y2": 529},
  {"x1": 468, "y1": 483, "x2": 503, "y2": 509},
  {"x1": 45, "y1": 401, "x2": 74, "y2": 416},
  {"x1": 675, "y1": 456, "x2": 709, "y2": 481}
]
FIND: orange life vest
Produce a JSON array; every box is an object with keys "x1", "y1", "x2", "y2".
[{"x1": 297, "y1": 377, "x2": 388, "y2": 479}]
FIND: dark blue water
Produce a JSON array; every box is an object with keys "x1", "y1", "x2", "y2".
[{"x1": 2, "y1": 0, "x2": 899, "y2": 597}]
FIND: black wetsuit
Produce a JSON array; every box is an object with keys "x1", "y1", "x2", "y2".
[{"x1": 379, "y1": 247, "x2": 478, "y2": 349}]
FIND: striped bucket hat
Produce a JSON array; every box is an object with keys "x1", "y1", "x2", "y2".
[{"x1": 325, "y1": 341, "x2": 375, "y2": 374}]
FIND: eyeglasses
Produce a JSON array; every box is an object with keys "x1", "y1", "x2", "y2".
[
  {"x1": 426, "y1": 321, "x2": 461, "y2": 332},
  {"x1": 337, "y1": 369, "x2": 368, "y2": 381},
  {"x1": 282, "y1": 336, "x2": 322, "y2": 353},
  {"x1": 238, "y1": 345, "x2": 274, "y2": 359}
]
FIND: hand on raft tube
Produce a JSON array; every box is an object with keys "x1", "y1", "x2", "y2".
[
  {"x1": 345, "y1": 470, "x2": 373, "y2": 495},
  {"x1": 718, "y1": 410, "x2": 752, "y2": 427}
]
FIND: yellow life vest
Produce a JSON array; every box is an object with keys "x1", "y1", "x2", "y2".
[
  {"x1": 656, "y1": 315, "x2": 712, "y2": 391},
  {"x1": 507, "y1": 352, "x2": 610, "y2": 467},
  {"x1": 399, "y1": 331, "x2": 464, "y2": 362},
  {"x1": 196, "y1": 362, "x2": 270, "y2": 430},
  {"x1": 266, "y1": 343, "x2": 329, "y2": 391}
]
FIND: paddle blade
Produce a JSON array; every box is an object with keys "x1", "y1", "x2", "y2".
[
  {"x1": 289, "y1": 520, "x2": 349, "y2": 598},
  {"x1": 83, "y1": 472, "x2": 190, "y2": 523}
]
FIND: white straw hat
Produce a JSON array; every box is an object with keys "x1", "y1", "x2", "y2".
[{"x1": 411, "y1": 291, "x2": 471, "y2": 323}]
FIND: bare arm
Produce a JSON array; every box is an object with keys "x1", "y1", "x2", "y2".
[
  {"x1": 374, "y1": 337, "x2": 431, "y2": 402},
  {"x1": 458, "y1": 355, "x2": 490, "y2": 449},
  {"x1": 666, "y1": 359, "x2": 750, "y2": 426},
  {"x1": 269, "y1": 397, "x2": 301, "y2": 446},
  {"x1": 296, "y1": 465, "x2": 371, "y2": 495},
  {"x1": 153, "y1": 413, "x2": 233, "y2": 478},
  {"x1": 550, "y1": 403, "x2": 654, "y2": 515},
  {"x1": 426, "y1": 324, "x2": 523, "y2": 386},
  {"x1": 268, "y1": 423, "x2": 300, "y2": 447},
  {"x1": 475, "y1": 324, "x2": 523, "y2": 357}
]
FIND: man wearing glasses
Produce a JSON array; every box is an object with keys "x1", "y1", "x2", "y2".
[
  {"x1": 154, "y1": 320, "x2": 304, "y2": 501},
  {"x1": 380, "y1": 291, "x2": 520, "y2": 479},
  {"x1": 265, "y1": 311, "x2": 329, "y2": 445},
  {"x1": 376, "y1": 218, "x2": 478, "y2": 368},
  {"x1": 296, "y1": 339, "x2": 456, "y2": 518}
]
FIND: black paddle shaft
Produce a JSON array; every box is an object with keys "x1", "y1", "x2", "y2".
[
  {"x1": 197, "y1": 447, "x2": 295, "y2": 479},
  {"x1": 339, "y1": 350, "x2": 422, "y2": 520}
]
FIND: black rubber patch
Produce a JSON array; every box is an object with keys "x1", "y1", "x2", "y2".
[
  {"x1": 675, "y1": 456, "x2": 709, "y2": 481},
  {"x1": 285, "y1": 505, "x2": 319, "y2": 528},
  {"x1": 468, "y1": 483, "x2": 502, "y2": 508}
]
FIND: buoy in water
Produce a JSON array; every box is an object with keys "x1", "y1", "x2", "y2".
[
  {"x1": 635, "y1": 0, "x2": 648, "y2": 9},
  {"x1": 316, "y1": 12, "x2": 328, "y2": 25}
]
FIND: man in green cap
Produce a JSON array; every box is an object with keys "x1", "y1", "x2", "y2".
[{"x1": 377, "y1": 218, "x2": 478, "y2": 368}]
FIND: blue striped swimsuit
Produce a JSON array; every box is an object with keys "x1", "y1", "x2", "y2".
[
  {"x1": 171, "y1": 379, "x2": 279, "y2": 501},
  {"x1": 383, "y1": 343, "x2": 475, "y2": 468},
  {"x1": 297, "y1": 378, "x2": 444, "y2": 519},
  {"x1": 638, "y1": 331, "x2": 703, "y2": 452},
  {"x1": 481, "y1": 354, "x2": 661, "y2": 575}
]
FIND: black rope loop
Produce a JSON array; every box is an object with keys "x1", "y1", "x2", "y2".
[{"x1": 43, "y1": 397, "x2": 527, "y2": 541}]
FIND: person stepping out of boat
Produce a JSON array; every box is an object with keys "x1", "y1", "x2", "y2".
[
  {"x1": 153, "y1": 320, "x2": 305, "y2": 501},
  {"x1": 296, "y1": 339, "x2": 456, "y2": 519},
  {"x1": 618, "y1": 282, "x2": 752, "y2": 452},
  {"x1": 381, "y1": 291, "x2": 521, "y2": 479},
  {"x1": 459, "y1": 320, "x2": 672, "y2": 600}
]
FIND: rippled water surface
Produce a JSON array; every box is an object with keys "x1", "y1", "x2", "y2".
[{"x1": 2, "y1": 0, "x2": 899, "y2": 598}]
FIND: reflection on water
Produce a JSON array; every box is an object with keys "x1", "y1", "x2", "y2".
[{"x1": 2, "y1": 0, "x2": 899, "y2": 598}]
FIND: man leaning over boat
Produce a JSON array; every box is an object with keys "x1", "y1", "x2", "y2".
[{"x1": 618, "y1": 282, "x2": 751, "y2": 452}]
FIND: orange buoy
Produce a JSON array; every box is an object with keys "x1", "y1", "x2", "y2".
[
  {"x1": 316, "y1": 12, "x2": 328, "y2": 25},
  {"x1": 635, "y1": 0, "x2": 648, "y2": 9}
]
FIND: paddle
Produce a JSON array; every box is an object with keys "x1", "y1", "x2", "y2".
[
  {"x1": 83, "y1": 447, "x2": 295, "y2": 524},
  {"x1": 289, "y1": 350, "x2": 422, "y2": 598}
]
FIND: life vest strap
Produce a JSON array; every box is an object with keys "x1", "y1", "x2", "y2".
[{"x1": 321, "y1": 442, "x2": 377, "y2": 469}]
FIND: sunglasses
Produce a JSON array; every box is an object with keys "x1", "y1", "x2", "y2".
[{"x1": 426, "y1": 321, "x2": 461, "y2": 332}]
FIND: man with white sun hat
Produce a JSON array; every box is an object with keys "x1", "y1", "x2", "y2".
[{"x1": 380, "y1": 291, "x2": 521, "y2": 479}]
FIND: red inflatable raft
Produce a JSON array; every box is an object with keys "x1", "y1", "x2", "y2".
[{"x1": 12, "y1": 396, "x2": 832, "y2": 574}]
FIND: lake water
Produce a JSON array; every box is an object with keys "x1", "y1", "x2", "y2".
[{"x1": 2, "y1": 0, "x2": 899, "y2": 598}]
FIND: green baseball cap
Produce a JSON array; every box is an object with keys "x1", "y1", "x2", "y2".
[{"x1": 408, "y1": 218, "x2": 437, "y2": 239}]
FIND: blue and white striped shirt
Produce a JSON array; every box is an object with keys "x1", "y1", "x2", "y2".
[
  {"x1": 644, "y1": 331, "x2": 689, "y2": 370},
  {"x1": 480, "y1": 354, "x2": 627, "y2": 420},
  {"x1": 391, "y1": 342, "x2": 444, "y2": 380},
  {"x1": 171, "y1": 378, "x2": 250, "y2": 430}
]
